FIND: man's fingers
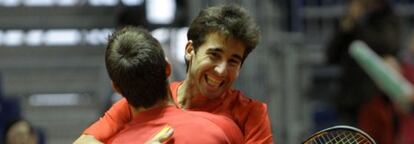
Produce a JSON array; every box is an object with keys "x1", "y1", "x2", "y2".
[
  {"x1": 73, "y1": 134, "x2": 103, "y2": 144},
  {"x1": 156, "y1": 126, "x2": 174, "y2": 142},
  {"x1": 146, "y1": 125, "x2": 174, "y2": 144}
]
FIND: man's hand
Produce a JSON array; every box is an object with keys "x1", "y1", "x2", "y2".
[
  {"x1": 73, "y1": 126, "x2": 173, "y2": 144},
  {"x1": 73, "y1": 134, "x2": 103, "y2": 144},
  {"x1": 146, "y1": 125, "x2": 174, "y2": 144}
]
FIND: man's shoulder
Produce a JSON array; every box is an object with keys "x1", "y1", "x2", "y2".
[
  {"x1": 170, "y1": 111, "x2": 232, "y2": 143},
  {"x1": 172, "y1": 109, "x2": 223, "y2": 124},
  {"x1": 185, "y1": 111, "x2": 244, "y2": 143},
  {"x1": 187, "y1": 110, "x2": 234, "y2": 125}
]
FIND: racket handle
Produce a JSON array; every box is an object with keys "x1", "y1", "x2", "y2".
[{"x1": 349, "y1": 40, "x2": 413, "y2": 111}]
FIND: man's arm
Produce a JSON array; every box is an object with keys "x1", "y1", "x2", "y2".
[{"x1": 82, "y1": 98, "x2": 132, "y2": 142}]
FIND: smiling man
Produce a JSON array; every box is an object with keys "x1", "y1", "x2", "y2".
[
  {"x1": 179, "y1": 32, "x2": 246, "y2": 107},
  {"x1": 79, "y1": 5, "x2": 273, "y2": 144}
]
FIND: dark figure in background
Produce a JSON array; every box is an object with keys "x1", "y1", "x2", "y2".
[{"x1": 325, "y1": 0, "x2": 403, "y2": 143}]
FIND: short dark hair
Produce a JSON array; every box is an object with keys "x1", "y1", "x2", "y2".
[
  {"x1": 187, "y1": 5, "x2": 260, "y2": 63},
  {"x1": 105, "y1": 26, "x2": 167, "y2": 108}
]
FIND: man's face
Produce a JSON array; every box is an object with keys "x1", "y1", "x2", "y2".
[{"x1": 186, "y1": 32, "x2": 245, "y2": 98}]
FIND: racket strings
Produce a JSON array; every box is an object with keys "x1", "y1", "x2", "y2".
[{"x1": 310, "y1": 130, "x2": 373, "y2": 144}]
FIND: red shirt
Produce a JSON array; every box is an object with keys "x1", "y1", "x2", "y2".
[
  {"x1": 398, "y1": 62, "x2": 414, "y2": 144},
  {"x1": 107, "y1": 106, "x2": 238, "y2": 144},
  {"x1": 84, "y1": 81, "x2": 273, "y2": 143}
]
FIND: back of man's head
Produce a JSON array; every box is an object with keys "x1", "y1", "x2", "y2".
[{"x1": 105, "y1": 26, "x2": 167, "y2": 108}]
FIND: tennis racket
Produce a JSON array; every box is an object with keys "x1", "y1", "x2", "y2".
[{"x1": 303, "y1": 125, "x2": 376, "y2": 144}]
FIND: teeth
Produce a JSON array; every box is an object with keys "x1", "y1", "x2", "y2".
[{"x1": 206, "y1": 75, "x2": 222, "y2": 87}]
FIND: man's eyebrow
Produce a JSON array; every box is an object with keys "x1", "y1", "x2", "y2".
[
  {"x1": 207, "y1": 48, "x2": 243, "y2": 61},
  {"x1": 206, "y1": 48, "x2": 223, "y2": 53},
  {"x1": 231, "y1": 54, "x2": 243, "y2": 62}
]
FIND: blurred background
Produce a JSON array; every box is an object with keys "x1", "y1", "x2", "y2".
[{"x1": 1, "y1": 0, "x2": 414, "y2": 143}]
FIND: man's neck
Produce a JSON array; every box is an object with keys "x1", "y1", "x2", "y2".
[
  {"x1": 177, "y1": 80, "x2": 194, "y2": 108},
  {"x1": 177, "y1": 80, "x2": 199, "y2": 109}
]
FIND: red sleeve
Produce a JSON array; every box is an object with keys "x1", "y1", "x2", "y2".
[
  {"x1": 242, "y1": 103, "x2": 273, "y2": 144},
  {"x1": 228, "y1": 91, "x2": 273, "y2": 144},
  {"x1": 83, "y1": 98, "x2": 132, "y2": 142}
]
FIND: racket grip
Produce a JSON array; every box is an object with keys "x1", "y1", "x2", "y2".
[{"x1": 349, "y1": 40, "x2": 413, "y2": 111}]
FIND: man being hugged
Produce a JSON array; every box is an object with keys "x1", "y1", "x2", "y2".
[
  {"x1": 75, "y1": 26, "x2": 243, "y2": 143},
  {"x1": 79, "y1": 4, "x2": 273, "y2": 144}
]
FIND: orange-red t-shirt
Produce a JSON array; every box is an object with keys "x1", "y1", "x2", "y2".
[
  {"x1": 107, "y1": 106, "x2": 239, "y2": 144},
  {"x1": 84, "y1": 81, "x2": 273, "y2": 143}
]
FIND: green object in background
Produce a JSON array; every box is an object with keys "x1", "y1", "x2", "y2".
[{"x1": 349, "y1": 40, "x2": 413, "y2": 111}]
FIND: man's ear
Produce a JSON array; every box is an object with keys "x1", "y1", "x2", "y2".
[
  {"x1": 185, "y1": 40, "x2": 194, "y2": 61},
  {"x1": 166, "y1": 60, "x2": 172, "y2": 77}
]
